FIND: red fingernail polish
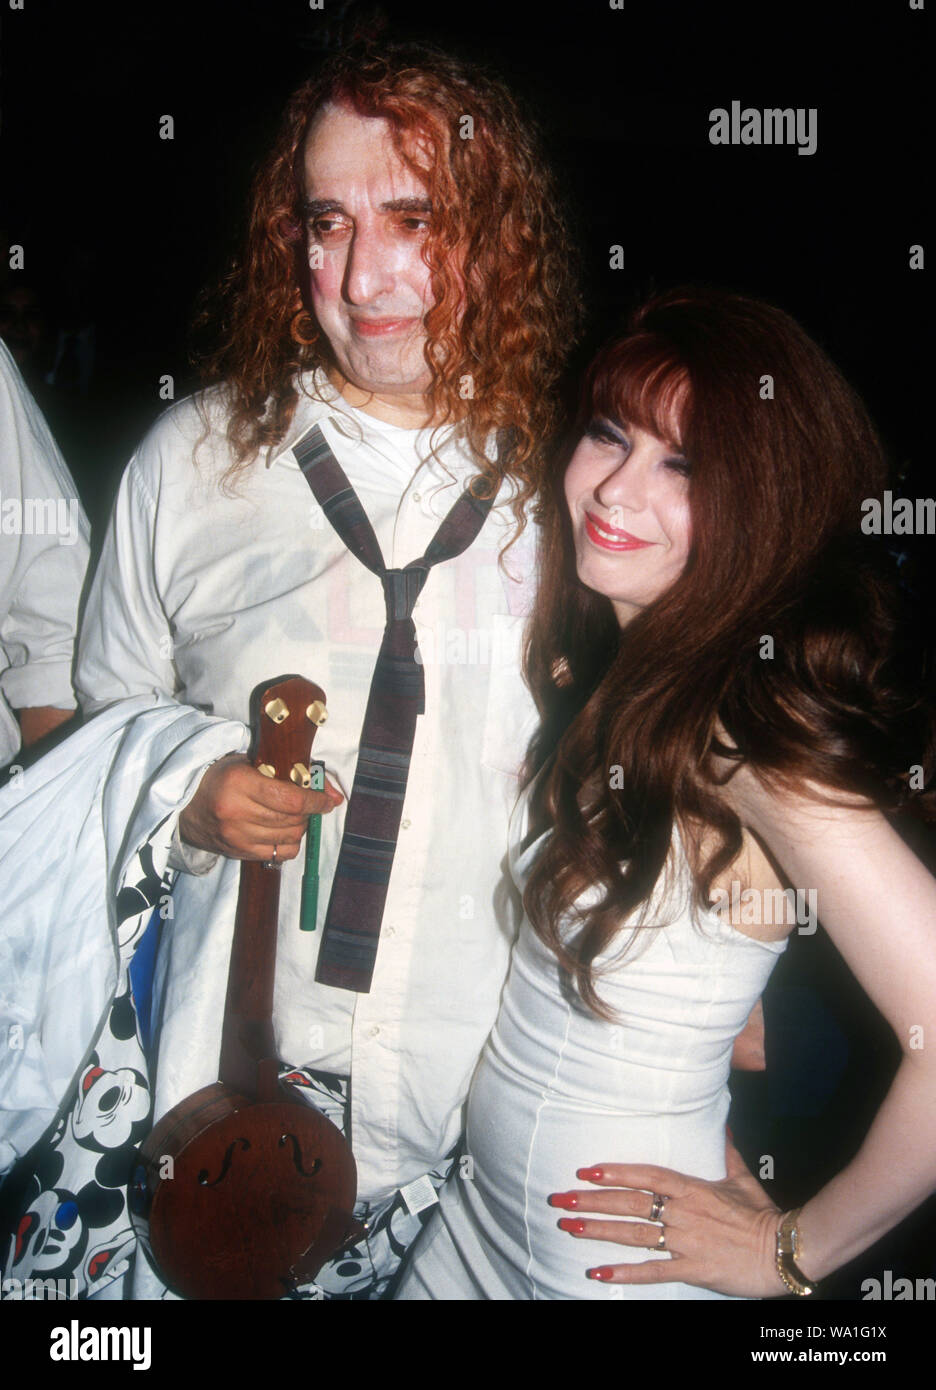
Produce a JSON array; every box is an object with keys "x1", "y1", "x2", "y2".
[
  {"x1": 548, "y1": 1192, "x2": 579, "y2": 1210},
  {"x1": 577, "y1": 1167, "x2": 603, "y2": 1182},
  {"x1": 558, "y1": 1218, "x2": 586, "y2": 1234},
  {"x1": 587, "y1": 1266, "x2": 615, "y2": 1281}
]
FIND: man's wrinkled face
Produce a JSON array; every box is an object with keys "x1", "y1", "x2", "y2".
[{"x1": 302, "y1": 103, "x2": 437, "y2": 401}]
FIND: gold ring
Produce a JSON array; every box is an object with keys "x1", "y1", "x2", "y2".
[{"x1": 655, "y1": 1230, "x2": 666, "y2": 1251}]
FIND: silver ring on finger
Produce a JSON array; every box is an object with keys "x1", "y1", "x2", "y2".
[
  {"x1": 649, "y1": 1192, "x2": 666, "y2": 1222},
  {"x1": 263, "y1": 843, "x2": 281, "y2": 870}
]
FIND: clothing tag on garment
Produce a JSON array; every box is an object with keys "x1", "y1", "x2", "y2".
[{"x1": 399, "y1": 1174, "x2": 440, "y2": 1217}]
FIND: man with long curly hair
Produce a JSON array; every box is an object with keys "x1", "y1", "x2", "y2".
[{"x1": 63, "y1": 40, "x2": 579, "y2": 1299}]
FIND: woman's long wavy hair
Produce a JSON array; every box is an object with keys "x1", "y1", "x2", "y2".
[
  {"x1": 524, "y1": 286, "x2": 935, "y2": 1017},
  {"x1": 193, "y1": 38, "x2": 580, "y2": 514}
]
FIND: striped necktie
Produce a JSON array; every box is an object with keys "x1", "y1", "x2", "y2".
[{"x1": 294, "y1": 423, "x2": 497, "y2": 992}]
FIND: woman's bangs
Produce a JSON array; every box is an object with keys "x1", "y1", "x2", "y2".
[{"x1": 587, "y1": 339, "x2": 690, "y2": 449}]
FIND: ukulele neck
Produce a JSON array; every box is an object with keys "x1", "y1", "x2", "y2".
[
  {"x1": 216, "y1": 675, "x2": 328, "y2": 1100},
  {"x1": 218, "y1": 860, "x2": 282, "y2": 1098}
]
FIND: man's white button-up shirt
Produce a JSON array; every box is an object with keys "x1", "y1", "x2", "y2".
[{"x1": 75, "y1": 370, "x2": 539, "y2": 1205}]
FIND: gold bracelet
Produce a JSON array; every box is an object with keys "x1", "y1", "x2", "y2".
[{"x1": 775, "y1": 1207, "x2": 819, "y2": 1297}]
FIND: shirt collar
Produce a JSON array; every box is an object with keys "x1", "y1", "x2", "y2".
[
  {"x1": 267, "y1": 368, "x2": 460, "y2": 473},
  {"x1": 266, "y1": 368, "x2": 523, "y2": 513},
  {"x1": 266, "y1": 369, "x2": 355, "y2": 469}
]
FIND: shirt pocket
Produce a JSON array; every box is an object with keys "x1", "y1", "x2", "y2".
[{"x1": 480, "y1": 612, "x2": 537, "y2": 777}]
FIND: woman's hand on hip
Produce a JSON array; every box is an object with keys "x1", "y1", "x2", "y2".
[{"x1": 548, "y1": 1134, "x2": 787, "y2": 1297}]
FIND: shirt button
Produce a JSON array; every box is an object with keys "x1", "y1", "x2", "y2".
[
  {"x1": 412, "y1": 492, "x2": 422, "y2": 503},
  {"x1": 401, "y1": 817, "x2": 411, "y2": 829},
  {"x1": 368, "y1": 1025, "x2": 380, "y2": 1038},
  {"x1": 386, "y1": 925, "x2": 396, "y2": 936}
]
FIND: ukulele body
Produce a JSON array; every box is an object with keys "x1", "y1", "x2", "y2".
[{"x1": 129, "y1": 1081, "x2": 358, "y2": 1300}]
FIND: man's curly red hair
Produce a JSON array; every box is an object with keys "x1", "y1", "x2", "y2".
[{"x1": 195, "y1": 39, "x2": 581, "y2": 511}]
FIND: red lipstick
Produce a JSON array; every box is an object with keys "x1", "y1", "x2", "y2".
[{"x1": 583, "y1": 511, "x2": 653, "y2": 551}]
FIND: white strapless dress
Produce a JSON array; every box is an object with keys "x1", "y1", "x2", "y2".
[{"x1": 397, "y1": 819, "x2": 787, "y2": 1300}]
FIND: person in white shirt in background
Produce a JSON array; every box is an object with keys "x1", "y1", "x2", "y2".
[
  {"x1": 0, "y1": 338, "x2": 89, "y2": 767},
  {"x1": 72, "y1": 37, "x2": 579, "y2": 1299}
]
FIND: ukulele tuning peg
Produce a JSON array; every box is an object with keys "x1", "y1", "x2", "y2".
[
  {"x1": 257, "y1": 763, "x2": 276, "y2": 779},
  {"x1": 264, "y1": 698, "x2": 290, "y2": 724},
  {"x1": 290, "y1": 763, "x2": 312, "y2": 788},
  {"x1": 306, "y1": 701, "x2": 328, "y2": 725}
]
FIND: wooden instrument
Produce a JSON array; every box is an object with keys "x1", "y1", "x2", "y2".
[{"x1": 128, "y1": 676, "x2": 361, "y2": 1299}]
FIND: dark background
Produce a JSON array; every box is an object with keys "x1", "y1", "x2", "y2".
[
  {"x1": 2, "y1": 0, "x2": 930, "y2": 536},
  {"x1": 1, "y1": 0, "x2": 932, "y2": 1311}
]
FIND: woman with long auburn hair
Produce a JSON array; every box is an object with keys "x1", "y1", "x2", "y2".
[{"x1": 398, "y1": 287, "x2": 936, "y2": 1300}]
